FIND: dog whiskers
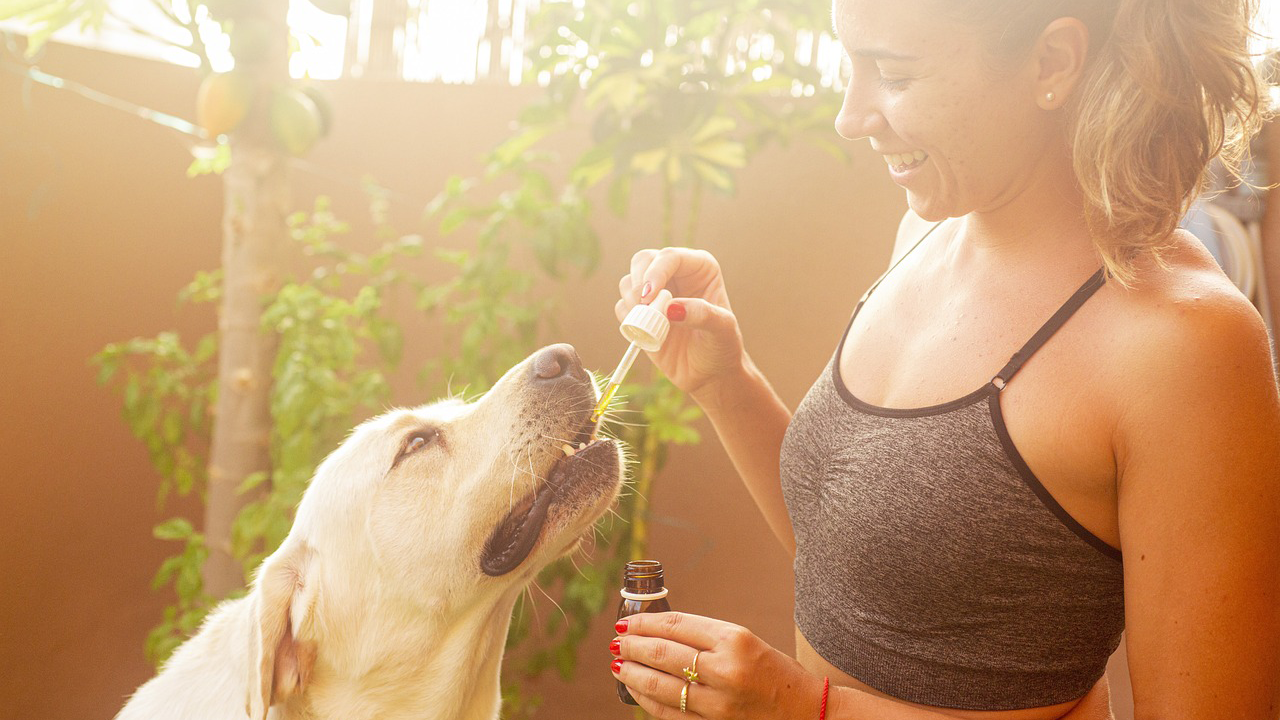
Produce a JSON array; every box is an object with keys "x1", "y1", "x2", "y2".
[
  {"x1": 530, "y1": 579, "x2": 570, "y2": 625},
  {"x1": 568, "y1": 554, "x2": 591, "y2": 581}
]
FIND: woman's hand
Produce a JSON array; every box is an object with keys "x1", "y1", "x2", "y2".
[
  {"x1": 610, "y1": 611, "x2": 825, "y2": 719},
  {"x1": 616, "y1": 248, "x2": 746, "y2": 402}
]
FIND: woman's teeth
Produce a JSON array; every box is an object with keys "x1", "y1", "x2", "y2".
[{"x1": 886, "y1": 150, "x2": 928, "y2": 170}]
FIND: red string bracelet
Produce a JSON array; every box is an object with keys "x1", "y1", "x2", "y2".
[{"x1": 819, "y1": 676, "x2": 830, "y2": 720}]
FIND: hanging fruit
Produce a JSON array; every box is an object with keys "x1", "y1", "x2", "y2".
[
  {"x1": 196, "y1": 72, "x2": 254, "y2": 138},
  {"x1": 269, "y1": 86, "x2": 324, "y2": 156},
  {"x1": 299, "y1": 85, "x2": 333, "y2": 138}
]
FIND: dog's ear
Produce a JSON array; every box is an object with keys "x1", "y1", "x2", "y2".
[{"x1": 246, "y1": 539, "x2": 318, "y2": 720}]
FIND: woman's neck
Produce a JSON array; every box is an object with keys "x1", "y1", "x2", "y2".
[{"x1": 955, "y1": 146, "x2": 1096, "y2": 269}]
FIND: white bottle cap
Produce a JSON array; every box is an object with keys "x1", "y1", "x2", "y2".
[{"x1": 621, "y1": 288, "x2": 672, "y2": 352}]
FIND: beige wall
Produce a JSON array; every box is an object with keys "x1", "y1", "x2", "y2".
[{"x1": 0, "y1": 42, "x2": 1131, "y2": 720}]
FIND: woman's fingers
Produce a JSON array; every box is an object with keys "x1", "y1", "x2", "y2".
[
  {"x1": 629, "y1": 249, "x2": 659, "y2": 299},
  {"x1": 614, "y1": 659, "x2": 711, "y2": 720},
  {"x1": 618, "y1": 611, "x2": 738, "y2": 653},
  {"x1": 629, "y1": 689, "x2": 710, "y2": 720},
  {"x1": 664, "y1": 297, "x2": 735, "y2": 334},
  {"x1": 628, "y1": 247, "x2": 719, "y2": 305},
  {"x1": 616, "y1": 636, "x2": 715, "y2": 685}
]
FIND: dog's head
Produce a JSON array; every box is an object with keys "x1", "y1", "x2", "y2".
[{"x1": 245, "y1": 344, "x2": 625, "y2": 718}]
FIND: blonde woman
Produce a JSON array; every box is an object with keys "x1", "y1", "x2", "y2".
[{"x1": 608, "y1": 0, "x2": 1280, "y2": 718}]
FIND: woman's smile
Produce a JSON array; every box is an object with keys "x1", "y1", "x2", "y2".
[{"x1": 882, "y1": 149, "x2": 930, "y2": 181}]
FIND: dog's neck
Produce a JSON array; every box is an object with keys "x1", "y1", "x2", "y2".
[{"x1": 285, "y1": 579, "x2": 522, "y2": 720}]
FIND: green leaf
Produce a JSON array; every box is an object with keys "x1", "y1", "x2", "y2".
[
  {"x1": 694, "y1": 139, "x2": 747, "y2": 169},
  {"x1": 630, "y1": 148, "x2": 666, "y2": 175},
  {"x1": 492, "y1": 125, "x2": 551, "y2": 167},
  {"x1": 161, "y1": 411, "x2": 183, "y2": 445},
  {"x1": 236, "y1": 471, "x2": 270, "y2": 495},
  {"x1": 607, "y1": 173, "x2": 632, "y2": 217},
  {"x1": 186, "y1": 143, "x2": 232, "y2": 178},
  {"x1": 193, "y1": 333, "x2": 218, "y2": 363},
  {"x1": 94, "y1": 353, "x2": 120, "y2": 385},
  {"x1": 554, "y1": 642, "x2": 577, "y2": 680},
  {"x1": 150, "y1": 555, "x2": 183, "y2": 590},
  {"x1": 571, "y1": 146, "x2": 615, "y2": 188},
  {"x1": 691, "y1": 159, "x2": 734, "y2": 193},
  {"x1": 176, "y1": 561, "x2": 201, "y2": 600},
  {"x1": 0, "y1": 0, "x2": 59, "y2": 22},
  {"x1": 439, "y1": 207, "x2": 471, "y2": 235},
  {"x1": 435, "y1": 248, "x2": 469, "y2": 266},
  {"x1": 153, "y1": 517, "x2": 194, "y2": 541},
  {"x1": 691, "y1": 115, "x2": 737, "y2": 144},
  {"x1": 175, "y1": 464, "x2": 196, "y2": 495}
]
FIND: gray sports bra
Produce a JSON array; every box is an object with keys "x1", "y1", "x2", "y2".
[{"x1": 780, "y1": 224, "x2": 1124, "y2": 711}]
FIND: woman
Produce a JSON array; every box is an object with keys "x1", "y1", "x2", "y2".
[{"x1": 608, "y1": 0, "x2": 1280, "y2": 718}]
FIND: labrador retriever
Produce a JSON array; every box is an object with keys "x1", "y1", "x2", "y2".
[{"x1": 115, "y1": 343, "x2": 625, "y2": 720}]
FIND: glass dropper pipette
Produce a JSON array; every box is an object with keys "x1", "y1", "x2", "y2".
[
  {"x1": 591, "y1": 288, "x2": 673, "y2": 424},
  {"x1": 591, "y1": 342, "x2": 641, "y2": 423}
]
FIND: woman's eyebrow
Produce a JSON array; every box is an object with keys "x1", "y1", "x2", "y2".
[
  {"x1": 829, "y1": 9, "x2": 920, "y2": 62},
  {"x1": 852, "y1": 47, "x2": 921, "y2": 61}
]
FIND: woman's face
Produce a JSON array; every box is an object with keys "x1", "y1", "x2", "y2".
[{"x1": 833, "y1": 0, "x2": 1055, "y2": 221}]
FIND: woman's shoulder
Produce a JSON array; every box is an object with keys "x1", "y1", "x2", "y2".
[
  {"x1": 1096, "y1": 228, "x2": 1275, "y2": 412},
  {"x1": 1103, "y1": 229, "x2": 1266, "y2": 335}
]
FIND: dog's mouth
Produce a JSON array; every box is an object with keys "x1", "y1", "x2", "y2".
[{"x1": 480, "y1": 421, "x2": 618, "y2": 577}]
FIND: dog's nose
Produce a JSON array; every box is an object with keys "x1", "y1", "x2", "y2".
[{"x1": 532, "y1": 343, "x2": 582, "y2": 381}]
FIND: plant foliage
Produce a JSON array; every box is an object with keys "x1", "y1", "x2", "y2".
[{"x1": 83, "y1": 0, "x2": 843, "y2": 715}]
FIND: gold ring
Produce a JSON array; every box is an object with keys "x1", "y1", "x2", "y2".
[
  {"x1": 680, "y1": 681, "x2": 688, "y2": 713},
  {"x1": 682, "y1": 650, "x2": 701, "y2": 684}
]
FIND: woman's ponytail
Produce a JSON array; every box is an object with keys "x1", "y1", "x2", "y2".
[{"x1": 1070, "y1": 0, "x2": 1268, "y2": 285}]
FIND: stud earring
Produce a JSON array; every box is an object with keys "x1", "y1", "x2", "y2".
[{"x1": 1045, "y1": 91, "x2": 1056, "y2": 103}]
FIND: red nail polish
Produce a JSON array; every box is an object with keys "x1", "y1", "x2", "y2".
[
  {"x1": 615, "y1": 618, "x2": 629, "y2": 634},
  {"x1": 666, "y1": 303, "x2": 686, "y2": 322},
  {"x1": 609, "y1": 638, "x2": 621, "y2": 656},
  {"x1": 640, "y1": 281, "x2": 652, "y2": 301},
  {"x1": 611, "y1": 658, "x2": 624, "y2": 674}
]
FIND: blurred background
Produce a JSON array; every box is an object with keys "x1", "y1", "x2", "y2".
[{"x1": 1, "y1": 1, "x2": 1277, "y2": 718}]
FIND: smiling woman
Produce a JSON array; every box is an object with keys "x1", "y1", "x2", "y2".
[{"x1": 607, "y1": 0, "x2": 1280, "y2": 719}]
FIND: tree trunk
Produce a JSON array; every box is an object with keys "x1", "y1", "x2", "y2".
[
  {"x1": 366, "y1": 0, "x2": 407, "y2": 80},
  {"x1": 203, "y1": 1, "x2": 291, "y2": 598}
]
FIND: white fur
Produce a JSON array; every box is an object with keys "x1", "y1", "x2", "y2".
[{"x1": 116, "y1": 347, "x2": 623, "y2": 720}]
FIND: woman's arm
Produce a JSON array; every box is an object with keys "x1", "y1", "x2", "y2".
[
  {"x1": 613, "y1": 612, "x2": 1114, "y2": 720},
  {"x1": 1112, "y1": 284, "x2": 1280, "y2": 719},
  {"x1": 690, "y1": 355, "x2": 796, "y2": 555}
]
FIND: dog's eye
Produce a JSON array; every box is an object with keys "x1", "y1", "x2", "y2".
[{"x1": 404, "y1": 430, "x2": 437, "y2": 455}]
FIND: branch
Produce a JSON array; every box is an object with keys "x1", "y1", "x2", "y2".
[
  {"x1": 146, "y1": 0, "x2": 183, "y2": 30},
  {"x1": 146, "y1": 0, "x2": 208, "y2": 69},
  {"x1": 105, "y1": 6, "x2": 198, "y2": 60}
]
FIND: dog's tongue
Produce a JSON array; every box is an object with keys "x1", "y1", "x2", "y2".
[
  {"x1": 480, "y1": 482, "x2": 555, "y2": 577},
  {"x1": 479, "y1": 442, "x2": 608, "y2": 577}
]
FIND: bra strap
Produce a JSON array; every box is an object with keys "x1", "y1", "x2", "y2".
[
  {"x1": 855, "y1": 220, "x2": 945, "y2": 310},
  {"x1": 992, "y1": 267, "x2": 1108, "y2": 389}
]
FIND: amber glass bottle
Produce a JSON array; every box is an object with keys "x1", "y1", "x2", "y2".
[{"x1": 616, "y1": 560, "x2": 671, "y2": 705}]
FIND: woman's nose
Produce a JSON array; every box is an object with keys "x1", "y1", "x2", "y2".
[{"x1": 834, "y1": 77, "x2": 886, "y2": 141}]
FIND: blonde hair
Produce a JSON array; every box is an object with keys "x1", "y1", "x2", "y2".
[{"x1": 952, "y1": 0, "x2": 1270, "y2": 286}]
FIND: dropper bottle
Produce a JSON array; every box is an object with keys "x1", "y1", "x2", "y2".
[{"x1": 591, "y1": 289, "x2": 673, "y2": 423}]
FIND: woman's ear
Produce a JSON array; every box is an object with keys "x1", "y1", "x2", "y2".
[
  {"x1": 1034, "y1": 17, "x2": 1090, "y2": 108},
  {"x1": 246, "y1": 539, "x2": 318, "y2": 720}
]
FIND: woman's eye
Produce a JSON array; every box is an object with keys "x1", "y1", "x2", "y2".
[{"x1": 878, "y1": 75, "x2": 911, "y2": 91}]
